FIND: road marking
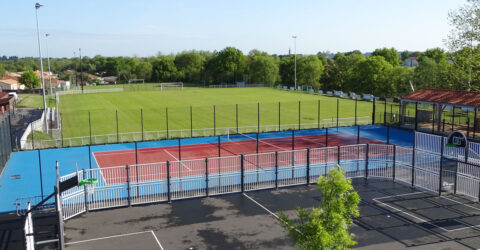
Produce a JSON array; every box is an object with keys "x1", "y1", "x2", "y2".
[
  {"x1": 66, "y1": 230, "x2": 154, "y2": 245},
  {"x1": 150, "y1": 230, "x2": 164, "y2": 250}
]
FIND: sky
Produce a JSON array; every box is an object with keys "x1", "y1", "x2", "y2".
[{"x1": 0, "y1": 0, "x2": 468, "y2": 58}]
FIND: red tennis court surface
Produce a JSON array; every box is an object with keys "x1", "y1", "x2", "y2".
[{"x1": 93, "y1": 133, "x2": 384, "y2": 169}]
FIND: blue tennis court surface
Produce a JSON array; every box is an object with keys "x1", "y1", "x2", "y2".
[{"x1": 0, "y1": 125, "x2": 412, "y2": 213}]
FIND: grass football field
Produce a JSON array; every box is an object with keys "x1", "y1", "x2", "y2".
[{"x1": 56, "y1": 86, "x2": 384, "y2": 139}]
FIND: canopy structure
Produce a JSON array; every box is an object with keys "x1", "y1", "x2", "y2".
[{"x1": 400, "y1": 88, "x2": 480, "y2": 137}]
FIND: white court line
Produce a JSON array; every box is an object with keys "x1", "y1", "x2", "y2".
[
  {"x1": 373, "y1": 192, "x2": 480, "y2": 232},
  {"x1": 150, "y1": 230, "x2": 164, "y2": 250},
  {"x1": 66, "y1": 230, "x2": 162, "y2": 248},
  {"x1": 164, "y1": 149, "x2": 192, "y2": 171}
]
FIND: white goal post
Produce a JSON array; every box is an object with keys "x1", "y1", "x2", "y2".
[{"x1": 160, "y1": 82, "x2": 183, "y2": 91}]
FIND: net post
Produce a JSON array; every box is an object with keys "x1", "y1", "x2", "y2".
[
  {"x1": 392, "y1": 145, "x2": 396, "y2": 182},
  {"x1": 236, "y1": 104, "x2": 239, "y2": 134},
  {"x1": 318, "y1": 100, "x2": 321, "y2": 129},
  {"x1": 190, "y1": 106, "x2": 193, "y2": 137},
  {"x1": 365, "y1": 144, "x2": 369, "y2": 180},
  {"x1": 278, "y1": 102, "x2": 281, "y2": 131},
  {"x1": 337, "y1": 145, "x2": 340, "y2": 165},
  {"x1": 83, "y1": 169, "x2": 88, "y2": 212},
  {"x1": 205, "y1": 158, "x2": 209, "y2": 197},
  {"x1": 167, "y1": 161, "x2": 171, "y2": 203},
  {"x1": 166, "y1": 107, "x2": 169, "y2": 139},
  {"x1": 241, "y1": 154, "x2": 244, "y2": 193},
  {"x1": 354, "y1": 99, "x2": 357, "y2": 126},
  {"x1": 384, "y1": 100, "x2": 387, "y2": 125},
  {"x1": 61, "y1": 112, "x2": 64, "y2": 147},
  {"x1": 372, "y1": 99, "x2": 376, "y2": 125},
  {"x1": 357, "y1": 125, "x2": 360, "y2": 144},
  {"x1": 256, "y1": 133, "x2": 259, "y2": 154},
  {"x1": 275, "y1": 151, "x2": 278, "y2": 189},
  {"x1": 257, "y1": 102, "x2": 260, "y2": 133},
  {"x1": 474, "y1": 107, "x2": 478, "y2": 138},
  {"x1": 326, "y1": 128, "x2": 328, "y2": 147},
  {"x1": 88, "y1": 111, "x2": 92, "y2": 145},
  {"x1": 306, "y1": 148, "x2": 310, "y2": 185},
  {"x1": 336, "y1": 99, "x2": 339, "y2": 128},
  {"x1": 141, "y1": 109, "x2": 144, "y2": 141},
  {"x1": 178, "y1": 138, "x2": 181, "y2": 161},
  {"x1": 298, "y1": 101, "x2": 301, "y2": 130},
  {"x1": 126, "y1": 165, "x2": 131, "y2": 207},
  {"x1": 213, "y1": 105, "x2": 216, "y2": 136}
]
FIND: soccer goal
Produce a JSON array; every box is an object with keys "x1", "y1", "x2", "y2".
[
  {"x1": 128, "y1": 79, "x2": 145, "y2": 84},
  {"x1": 160, "y1": 82, "x2": 184, "y2": 91}
]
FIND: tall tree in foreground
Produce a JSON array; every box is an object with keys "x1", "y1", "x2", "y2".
[{"x1": 279, "y1": 166, "x2": 360, "y2": 250}]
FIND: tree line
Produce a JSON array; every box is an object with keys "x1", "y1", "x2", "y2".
[{"x1": 1, "y1": 46, "x2": 477, "y2": 98}]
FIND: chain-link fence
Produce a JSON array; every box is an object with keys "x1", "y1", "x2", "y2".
[{"x1": 0, "y1": 113, "x2": 12, "y2": 173}]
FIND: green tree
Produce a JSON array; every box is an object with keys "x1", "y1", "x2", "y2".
[
  {"x1": 372, "y1": 47, "x2": 400, "y2": 66},
  {"x1": 297, "y1": 55, "x2": 324, "y2": 89},
  {"x1": 151, "y1": 56, "x2": 178, "y2": 82},
  {"x1": 279, "y1": 56, "x2": 295, "y2": 86},
  {"x1": 19, "y1": 70, "x2": 41, "y2": 89},
  {"x1": 353, "y1": 56, "x2": 393, "y2": 96},
  {"x1": 207, "y1": 47, "x2": 245, "y2": 83},
  {"x1": 0, "y1": 64, "x2": 5, "y2": 77},
  {"x1": 175, "y1": 51, "x2": 203, "y2": 82},
  {"x1": 447, "y1": 0, "x2": 480, "y2": 51},
  {"x1": 135, "y1": 61, "x2": 153, "y2": 81},
  {"x1": 279, "y1": 166, "x2": 360, "y2": 250},
  {"x1": 419, "y1": 48, "x2": 447, "y2": 64},
  {"x1": 248, "y1": 55, "x2": 279, "y2": 86}
]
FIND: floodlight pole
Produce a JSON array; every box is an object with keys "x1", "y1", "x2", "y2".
[
  {"x1": 35, "y1": 3, "x2": 48, "y2": 134},
  {"x1": 292, "y1": 35, "x2": 297, "y2": 90},
  {"x1": 45, "y1": 34, "x2": 53, "y2": 98},
  {"x1": 79, "y1": 48, "x2": 84, "y2": 93}
]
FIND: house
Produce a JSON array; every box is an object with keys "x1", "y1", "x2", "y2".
[
  {"x1": 57, "y1": 80, "x2": 71, "y2": 90},
  {"x1": 102, "y1": 76, "x2": 117, "y2": 84},
  {"x1": 0, "y1": 92, "x2": 14, "y2": 114},
  {"x1": 0, "y1": 79, "x2": 25, "y2": 91},
  {"x1": 403, "y1": 57, "x2": 419, "y2": 67}
]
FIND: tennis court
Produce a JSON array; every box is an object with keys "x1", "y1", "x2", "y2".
[{"x1": 64, "y1": 178, "x2": 480, "y2": 250}]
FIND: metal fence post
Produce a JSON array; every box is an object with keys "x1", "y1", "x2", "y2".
[
  {"x1": 384, "y1": 100, "x2": 387, "y2": 125},
  {"x1": 354, "y1": 99, "x2": 357, "y2": 126},
  {"x1": 60, "y1": 112, "x2": 64, "y2": 147},
  {"x1": 256, "y1": 133, "x2": 259, "y2": 154},
  {"x1": 387, "y1": 126, "x2": 390, "y2": 144},
  {"x1": 392, "y1": 145, "x2": 396, "y2": 182},
  {"x1": 372, "y1": 99, "x2": 376, "y2": 125},
  {"x1": 258, "y1": 102, "x2": 260, "y2": 133},
  {"x1": 126, "y1": 165, "x2": 131, "y2": 206},
  {"x1": 178, "y1": 138, "x2": 182, "y2": 161},
  {"x1": 218, "y1": 136, "x2": 221, "y2": 157},
  {"x1": 337, "y1": 145, "x2": 341, "y2": 165},
  {"x1": 38, "y1": 149, "x2": 44, "y2": 199},
  {"x1": 357, "y1": 125, "x2": 360, "y2": 144},
  {"x1": 236, "y1": 104, "x2": 239, "y2": 134},
  {"x1": 275, "y1": 151, "x2": 278, "y2": 189},
  {"x1": 241, "y1": 154, "x2": 245, "y2": 193},
  {"x1": 365, "y1": 144, "x2": 369, "y2": 180},
  {"x1": 278, "y1": 102, "x2": 281, "y2": 131},
  {"x1": 412, "y1": 138, "x2": 416, "y2": 187},
  {"x1": 336, "y1": 99, "x2": 339, "y2": 128},
  {"x1": 205, "y1": 158, "x2": 209, "y2": 197},
  {"x1": 83, "y1": 169, "x2": 88, "y2": 212},
  {"x1": 166, "y1": 107, "x2": 169, "y2": 139},
  {"x1": 116, "y1": 110, "x2": 119, "y2": 143},
  {"x1": 439, "y1": 139, "x2": 445, "y2": 196},
  {"x1": 474, "y1": 108, "x2": 478, "y2": 138},
  {"x1": 318, "y1": 100, "x2": 321, "y2": 129},
  {"x1": 326, "y1": 127, "x2": 328, "y2": 147},
  {"x1": 414, "y1": 102, "x2": 418, "y2": 131},
  {"x1": 88, "y1": 111, "x2": 92, "y2": 145},
  {"x1": 139, "y1": 109, "x2": 143, "y2": 141},
  {"x1": 167, "y1": 161, "x2": 171, "y2": 203},
  {"x1": 213, "y1": 105, "x2": 216, "y2": 136},
  {"x1": 306, "y1": 148, "x2": 310, "y2": 185},
  {"x1": 190, "y1": 106, "x2": 193, "y2": 137},
  {"x1": 452, "y1": 106, "x2": 455, "y2": 132},
  {"x1": 298, "y1": 101, "x2": 301, "y2": 130}
]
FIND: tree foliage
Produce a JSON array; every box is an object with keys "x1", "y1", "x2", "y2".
[
  {"x1": 372, "y1": 47, "x2": 400, "y2": 66},
  {"x1": 19, "y1": 70, "x2": 41, "y2": 89},
  {"x1": 279, "y1": 166, "x2": 360, "y2": 250}
]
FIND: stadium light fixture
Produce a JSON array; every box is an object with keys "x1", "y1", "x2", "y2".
[{"x1": 35, "y1": 3, "x2": 48, "y2": 133}]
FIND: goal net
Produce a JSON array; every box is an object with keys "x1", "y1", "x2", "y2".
[
  {"x1": 128, "y1": 79, "x2": 145, "y2": 84},
  {"x1": 160, "y1": 82, "x2": 183, "y2": 91}
]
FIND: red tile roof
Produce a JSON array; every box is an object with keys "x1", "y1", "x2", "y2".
[{"x1": 403, "y1": 88, "x2": 480, "y2": 107}]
